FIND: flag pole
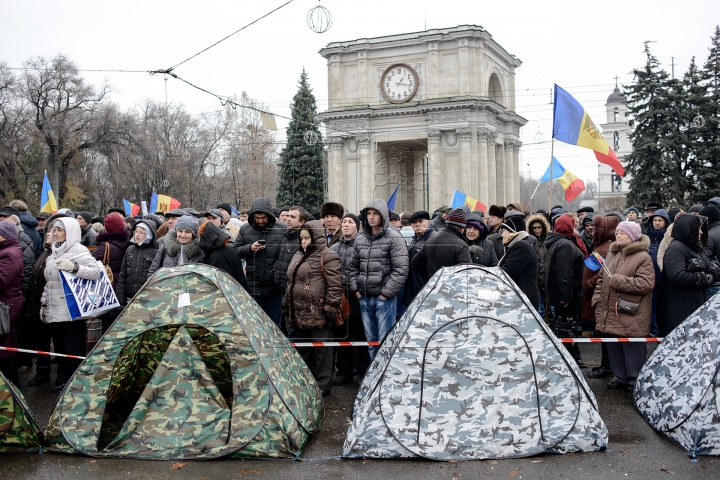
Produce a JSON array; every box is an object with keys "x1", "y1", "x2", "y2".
[
  {"x1": 548, "y1": 138, "x2": 555, "y2": 213},
  {"x1": 525, "y1": 179, "x2": 542, "y2": 211}
]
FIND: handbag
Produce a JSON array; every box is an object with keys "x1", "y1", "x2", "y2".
[
  {"x1": 616, "y1": 295, "x2": 643, "y2": 316},
  {"x1": 320, "y1": 253, "x2": 349, "y2": 327},
  {"x1": 102, "y1": 242, "x2": 114, "y2": 283},
  {"x1": 0, "y1": 302, "x2": 10, "y2": 336}
]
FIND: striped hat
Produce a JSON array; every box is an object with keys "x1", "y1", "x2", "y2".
[{"x1": 445, "y1": 208, "x2": 467, "y2": 228}]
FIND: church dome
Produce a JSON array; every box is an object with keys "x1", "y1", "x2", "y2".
[{"x1": 607, "y1": 87, "x2": 626, "y2": 104}]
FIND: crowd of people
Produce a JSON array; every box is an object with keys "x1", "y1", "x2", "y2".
[{"x1": 0, "y1": 195, "x2": 718, "y2": 397}]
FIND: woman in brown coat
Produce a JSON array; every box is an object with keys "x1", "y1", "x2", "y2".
[
  {"x1": 283, "y1": 220, "x2": 342, "y2": 396},
  {"x1": 592, "y1": 221, "x2": 655, "y2": 392},
  {"x1": 582, "y1": 213, "x2": 620, "y2": 379}
]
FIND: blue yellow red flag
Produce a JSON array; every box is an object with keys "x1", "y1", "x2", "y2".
[
  {"x1": 149, "y1": 192, "x2": 182, "y2": 214},
  {"x1": 556, "y1": 169, "x2": 585, "y2": 202},
  {"x1": 539, "y1": 157, "x2": 566, "y2": 182},
  {"x1": 450, "y1": 190, "x2": 487, "y2": 213},
  {"x1": 40, "y1": 170, "x2": 58, "y2": 214},
  {"x1": 552, "y1": 85, "x2": 625, "y2": 176},
  {"x1": 123, "y1": 199, "x2": 141, "y2": 216}
]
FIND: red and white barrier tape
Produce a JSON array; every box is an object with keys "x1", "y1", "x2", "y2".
[{"x1": 0, "y1": 337, "x2": 663, "y2": 360}]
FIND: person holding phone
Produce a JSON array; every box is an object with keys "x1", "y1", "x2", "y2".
[{"x1": 232, "y1": 198, "x2": 287, "y2": 328}]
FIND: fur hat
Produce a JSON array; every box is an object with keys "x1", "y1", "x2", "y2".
[
  {"x1": 104, "y1": 212, "x2": 126, "y2": 233},
  {"x1": 500, "y1": 215, "x2": 526, "y2": 233},
  {"x1": 321, "y1": 202, "x2": 345, "y2": 219},
  {"x1": 0, "y1": 220, "x2": 18, "y2": 240},
  {"x1": 445, "y1": 208, "x2": 467, "y2": 228},
  {"x1": 616, "y1": 221, "x2": 641, "y2": 242},
  {"x1": 488, "y1": 205, "x2": 507, "y2": 218},
  {"x1": 174, "y1": 215, "x2": 200, "y2": 237}
]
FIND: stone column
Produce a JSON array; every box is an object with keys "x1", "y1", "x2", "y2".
[
  {"x1": 458, "y1": 129, "x2": 472, "y2": 194},
  {"x1": 326, "y1": 137, "x2": 345, "y2": 205},
  {"x1": 504, "y1": 141, "x2": 515, "y2": 203},
  {"x1": 427, "y1": 130, "x2": 443, "y2": 209},
  {"x1": 496, "y1": 141, "x2": 505, "y2": 205},
  {"x1": 486, "y1": 130, "x2": 498, "y2": 206},
  {"x1": 476, "y1": 129, "x2": 489, "y2": 204},
  {"x1": 414, "y1": 151, "x2": 427, "y2": 211},
  {"x1": 358, "y1": 135, "x2": 373, "y2": 205},
  {"x1": 513, "y1": 141, "x2": 522, "y2": 203}
]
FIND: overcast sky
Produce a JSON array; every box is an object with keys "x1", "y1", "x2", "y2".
[{"x1": 2, "y1": 0, "x2": 718, "y2": 187}]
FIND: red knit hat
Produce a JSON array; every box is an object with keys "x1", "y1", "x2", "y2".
[{"x1": 104, "y1": 212, "x2": 126, "y2": 233}]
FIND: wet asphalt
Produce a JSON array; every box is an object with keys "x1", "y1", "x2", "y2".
[{"x1": 3, "y1": 343, "x2": 718, "y2": 479}]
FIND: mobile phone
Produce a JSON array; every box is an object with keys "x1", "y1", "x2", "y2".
[{"x1": 258, "y1": 239, "x2": 266, "y2": 245}]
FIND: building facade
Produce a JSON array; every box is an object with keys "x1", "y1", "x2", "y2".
[
  {"x1": 598, "y1": 86, "x2": 632, "y2": 202},
  {"x1": 318, "y1": 25, "x2": 527, "y2": 213}
]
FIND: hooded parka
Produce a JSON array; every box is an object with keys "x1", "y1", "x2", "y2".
[
  {"x1": 41, "y1": 218, "x2": 101, "y2": 323},
  {"x1": 282, "y1": 221, "x2": 343, "y2": 329},
  {"x1": 591, "y1": 235, "x2": 655, "y2": 337},
  {"x1": 198, "y1": 222, "x2": 249, "y2": 291},
  {"x1": 466, "y1": 212, "x2": 498, "y2": 267},
  {"x1": 231, "y1": 198, "x2": 287, "y2": 296},
  {"x1": 581, "y1": 214, "x2": 619, "y2": 321},
  {"x1": 92, "y1": 229, "x2": 131, "y2": 289},
  {"x1": 658, "y1": 214, "x2": 717, "y2": 335},
  {"x1": 527, "y1": 214, "x2": 551, "y2": 291},
  {"x1": 117, "y1": 222, "x2": 159, "y2": 305},
  {"x1": 349, "y1": 199, "x2": 409, "y2": 299}
]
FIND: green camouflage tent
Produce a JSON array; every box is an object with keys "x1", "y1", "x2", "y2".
[
  {"x1": 44, "y1": 264, "x2": 323, "y2": 460},
  {"x1": 0, "y1": 371, "x2": 43, "y2": 452}
]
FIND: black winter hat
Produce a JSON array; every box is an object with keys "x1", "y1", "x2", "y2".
[
  {"x1": 0, "y1": 206, "x2": 20, "y2": 217},
  {"x1": 321, "y1": 202, "x2": 345, "y2": 219},
  {"x1": 409, "y1": 210, "x2": 430, "y2": 222},
  {"x1": 445, "y1": 208, "x2": 467, "y2": 228},
  {"x1": 342, "y1": 213, "x2": 361, "y2": 230},
  {"x1": 500, "y1": 215, "x2": 526, "y2": 233},
  {"x1": 216, "y1": 203, "x2": 233, "y2": 214},
  {"x1": 108, "y1": 207, "x2": 125, "y2": 216},
  {"x1": 389, "y1": 211, "x2": 400, "y2": 221},
  {"x1": 644, "y1": 202, "x2": 663, "y2": 212},
  {"x1": 667, "y1": 207, "x2": 683, "y2": 223},
  {"x1": 700, "y1": 204, "x2": 720, "y2": 223},
  {"x1": 77, "y1": 211, "x2": 93, "y2": 225},
  {"x1": 577, "y1": 206, "x2": 594, "y2": 214}
]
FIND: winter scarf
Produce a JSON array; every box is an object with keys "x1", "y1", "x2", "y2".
[{"x1": 554, "y1": 214, "x2": 588, "y2": 258}]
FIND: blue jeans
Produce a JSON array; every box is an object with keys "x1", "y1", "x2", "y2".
[
  {"x1": 359, "y1": 296, "x2": 397, "y2": 359},
  {"x1": 252, "y1": 294, "x2": 283, "y2": 329}
]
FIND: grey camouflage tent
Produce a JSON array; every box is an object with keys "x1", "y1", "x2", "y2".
[
  {"x1": 344, "y1": 265, "x2": 608, "y2": 460},
  {"x1": 635, "y1": 293, "x2": 720, "y2": 456},
  {"x1": 44, "y1": 264, "x2": 323, "y2": 460}
]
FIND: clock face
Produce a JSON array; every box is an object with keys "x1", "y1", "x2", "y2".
[{"x1": 381, "y1": 64, "x2": 419, "y2": 104}]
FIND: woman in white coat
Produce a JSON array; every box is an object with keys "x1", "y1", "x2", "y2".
[{"x1": 41, "y1": 217, "x2": 101, "y2": 392}]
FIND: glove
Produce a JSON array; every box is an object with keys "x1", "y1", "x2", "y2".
[
  {"x1": 56, "y1": 259, "x2": 75, "y2": 272},
  {"x1": 696, "y1": 272, "x2": 714, "y2": 287},
  {"x1": 687, "y1": 257, "x2": 705, "y2": 273}
]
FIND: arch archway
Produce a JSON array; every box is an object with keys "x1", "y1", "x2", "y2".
[{"x1": 488, "y1": 73, "x2": 504, "y2": 106}]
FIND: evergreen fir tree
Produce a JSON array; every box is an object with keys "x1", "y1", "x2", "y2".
[
  {"x1": 696, "y1": 25, "x2": 720, "y2": 199},
  {"x1": 683, "y1": 56, "x2": 709, "y2": 203},
  {"x1": 624, "y1": 42, "x2": 688, "y2": 208},
  {"x1": 275, "y1": 69, "x2": 324, "y2": 211}
]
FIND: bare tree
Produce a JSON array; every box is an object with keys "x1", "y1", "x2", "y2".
[{"x1": 22, "y1": 54, "x2": 112, "y2": 202}]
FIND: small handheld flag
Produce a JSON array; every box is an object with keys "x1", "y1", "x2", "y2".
[{"x1": 40, "y1": 171, "x2": 58, "y2": 214}]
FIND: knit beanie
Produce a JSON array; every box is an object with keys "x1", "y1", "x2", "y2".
[
  {"x1": 466, "y1": 219, "x2": 485, "y2": 232},
  {"x1": 688, "y1": 204, "x2": 704, "y2": 214},
  {"x1": 500, "y1": 215, "x2": 526, "y2": 233},
  {"x1": 104, "y1": 212, "x2": 126, "y2": 233},
  {"x1": 616, "y1": 221, "x2": 641, "y2": 242},
  {"x1": 445, "y1": 208, "x2": 467, "y2": 228},
  {"x1": 77, "y1": 211, "x2": 92, "y2": 225},
  {"x1": 0, "y1": 220, "x2": 18, "y2": 240},
  {"x1": 342, "y1": 213, "x2": 361, "y2": 231},
  {"x1": 174, "y1": 215, "x2": 199, "y2": 237},
  {"x1": 216, "y1": 203, "x2": 233, "y2": 215}
]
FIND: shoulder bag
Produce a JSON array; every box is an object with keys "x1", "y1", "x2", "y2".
[{"x1": 102, "y1": 242, "x2": 114, "y2": 283}]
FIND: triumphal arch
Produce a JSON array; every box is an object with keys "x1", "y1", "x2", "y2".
[{"x1": 319, "y1": 25, "x2": 527, "y2": 214}]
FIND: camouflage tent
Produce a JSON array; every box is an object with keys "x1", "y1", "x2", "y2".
[
  {"x1": 44, "y1": 264, "x2": 323, "y2": 460},
  {"x1": 0, "y1": 371, "x2": 43, "y2": 453},
  {"x1": 344, "y1": 265, "x2": 608, "y2": 460},
  {"x1": 635, "y1": 293, "x2": 720, "y2": 456}
]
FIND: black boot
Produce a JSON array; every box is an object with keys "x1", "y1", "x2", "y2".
[{"x1": 27, "y1": 371, "x2": 51, "y2": 387}]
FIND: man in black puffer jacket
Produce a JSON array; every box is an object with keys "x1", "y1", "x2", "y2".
[
  {"x1": 701, "y1": 198, "x2": 720, "y2": 299},
  {"x1": 273, "y1": 206, "x2": 307, "y2": 294},
  {"x1": 350, "y1": 199, "x2": 409, "y2": 359},
  {"x1": 410, "y1": 208, "x2": 471, "y2": 281},
  {"x1": 232, "y1": 197, "x2": 287, "y2": 328}
]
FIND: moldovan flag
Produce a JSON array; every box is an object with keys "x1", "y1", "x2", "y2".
[
  {"x1": 557, "y1": 169, "x2": 586, "y2": 202},
  {"x1": 123, "y1": 199, "x2": 141, "y2": 216},
  {"x1": 40, "y1": 170, "x2": 58, "y2": 214},
  {"x1": 149, "y1": 192, "x2": 181, "y2": 214},
  {"x1": 552, "y1": 85, "x2": 625, "y2": 176},
  {"x1": 451, "y1": 190, "x2": 487, "y2": 213}
]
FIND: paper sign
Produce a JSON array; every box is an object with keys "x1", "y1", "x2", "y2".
[
  {"x1": 178, "y1": 292, "x2": 191, "y2": 308},
  {"x1": 141, "y1": 201, "x2": 148, "y2": 216}
]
